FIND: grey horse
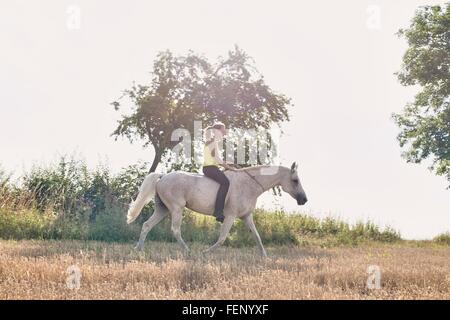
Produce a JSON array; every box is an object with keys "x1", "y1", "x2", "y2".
[{"x1": 127, "y1": 162, "x2": 307, "y2": 256}]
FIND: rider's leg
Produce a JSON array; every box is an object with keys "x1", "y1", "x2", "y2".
[
  {"x1": 213, "y1": 170, "x2": 229, "y2": 219},
  {"x1": 202, "y1": 166, "x2": 230, "y2": 222}
]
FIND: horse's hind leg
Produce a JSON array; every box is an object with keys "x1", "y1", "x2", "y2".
[
  {"x1": 170, "y1": 209, "x2": 190, "y2": 253},
  {"x1": 203, "y1": 215, "x2": 235, "y2": 254},
  {"x1": 135, "y1": 207, "x2": 168, "y2": 250}
]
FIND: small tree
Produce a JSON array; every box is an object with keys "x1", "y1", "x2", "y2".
[
  {"x1": 112, "y1": 46, "x2": 291, "y2": 172},
  {"x1": 393, "y1": 4, "x2": 450, "y2": 186}
]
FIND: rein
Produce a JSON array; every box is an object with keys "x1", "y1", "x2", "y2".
[{"x1": 232, "y1": 165, "x2": 265, "y2": 192}]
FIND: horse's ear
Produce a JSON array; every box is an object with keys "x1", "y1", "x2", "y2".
[{"x1": 291, "y1": 162, "x2": 297, "y2": 173}]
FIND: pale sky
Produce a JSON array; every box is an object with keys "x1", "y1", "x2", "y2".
[{"x1": 0, "y1": 0, "x2": 448, "y2": 239}]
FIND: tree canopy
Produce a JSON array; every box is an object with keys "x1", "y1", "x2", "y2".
[
  {"x1": 393, "y1": 4, "x2": 450, "y2": 186},
  {"x1": 112, "y1": 46, "x2": 291, "y2": 172}
]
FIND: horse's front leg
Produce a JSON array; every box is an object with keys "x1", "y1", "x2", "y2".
[
  {"x1": 243, "y1": 214, "x2": 267, "y2": 257},
  {"x1": 203, "y1": 215, "x2": 235, "y2": 254}
]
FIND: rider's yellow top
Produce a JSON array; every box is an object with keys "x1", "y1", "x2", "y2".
[{"x1": 203, "y1": 143, "x2": 218, "y2": 167}]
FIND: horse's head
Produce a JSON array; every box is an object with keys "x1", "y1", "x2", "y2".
[{"x1": 281, "y1": 162, "x2": 308, "y2": 205}]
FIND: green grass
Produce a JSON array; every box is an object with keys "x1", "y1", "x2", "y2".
[
  {"x1": 2, "y1": 156, "x2": 445, "y2": 248},
  {"x1": 0, "y1": 206, "x2": 403, "y2": 247}
]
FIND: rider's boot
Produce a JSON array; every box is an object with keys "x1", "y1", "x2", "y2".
[{"x1": 214, "y1": 212, "x2": 225, "y2": 223}]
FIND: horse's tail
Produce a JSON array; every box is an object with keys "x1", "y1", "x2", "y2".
[{"x1": 127, "y1": 173, "x2": 164, "y2": 224}]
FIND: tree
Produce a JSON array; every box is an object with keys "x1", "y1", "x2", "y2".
[
  {"x1": 112, "y1": 46, "x2": 291, "y2": 172},
  {"x1": 393, "y1": 4, "x2": 450, "y2": 186}
]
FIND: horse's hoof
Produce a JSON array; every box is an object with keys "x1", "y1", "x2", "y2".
[{"x1": 134, "y1": 243, "x2": 143, "y2": 251}]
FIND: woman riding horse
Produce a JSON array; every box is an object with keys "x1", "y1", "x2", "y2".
[
  {"x1": 202, "y1": 122, "x2": 236, "y2": 223},
  {"x1": 127, "y1": 122, "x2": 308, "y2": 256}
]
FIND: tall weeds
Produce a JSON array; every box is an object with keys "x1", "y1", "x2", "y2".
[{"x1": 0, "y1": 157, "x2": 403, "y2": 246}]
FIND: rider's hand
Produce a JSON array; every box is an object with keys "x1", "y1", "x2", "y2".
[
  {"x1": 228, "y1": 163, "x2": 241, "y2": 170},
  {"x1": 224, "y1": 164, "x2": 236, "y2": 171}
]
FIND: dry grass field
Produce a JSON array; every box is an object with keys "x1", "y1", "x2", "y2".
[{"x1": 0, "y1": 239, "x2": 448, "y2": 300}]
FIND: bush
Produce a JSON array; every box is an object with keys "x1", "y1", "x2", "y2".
[
  {"x1": 0, "y1": 156, "x2": 402, "y2": 246},
  {"x1": 0, "y1": 208, "x2": 55, "y2": 240},
  {"x1": 433, "y1": 232, "x2": 450, "y2": 245}
]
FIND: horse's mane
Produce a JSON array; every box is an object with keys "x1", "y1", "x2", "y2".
[{"x1": 237, "y1": 165, "x2": 271, "y2": 171}]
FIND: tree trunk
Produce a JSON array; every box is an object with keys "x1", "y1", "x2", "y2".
[{"x1": 149, "y1": 150, "x2": 162, "y2": 173}]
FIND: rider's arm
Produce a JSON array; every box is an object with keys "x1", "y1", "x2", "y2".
[{"x1": 208, "y1": 142, "x2": 235, "y2": 170}]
